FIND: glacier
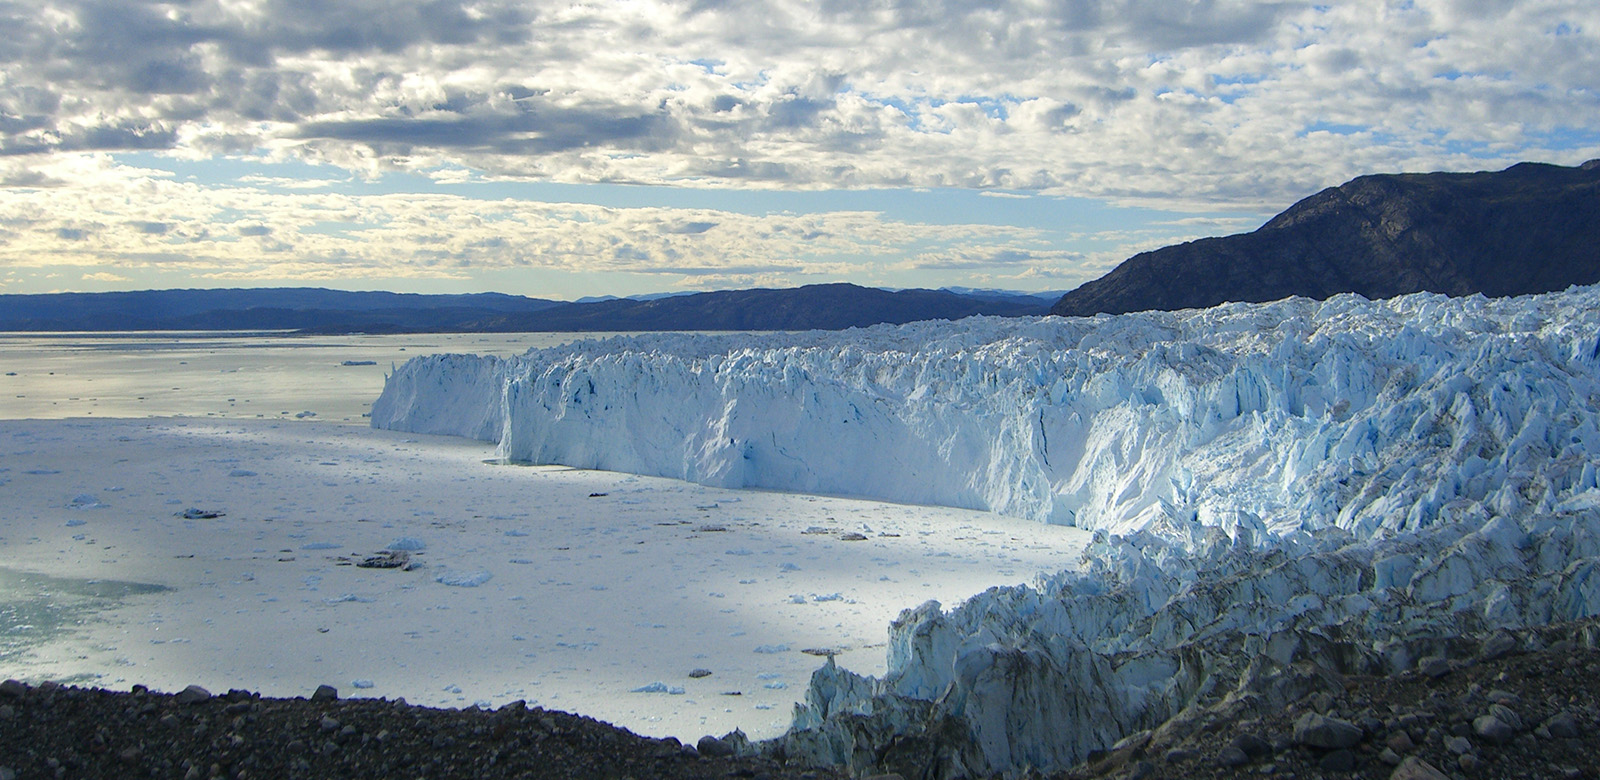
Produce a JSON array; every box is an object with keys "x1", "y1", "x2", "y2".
[
  {"x1": 372, "y1": 286, "x2": 1600, "y2": 776},
  {"x1": 373, "y1": 287, "x2": 1600, "y2": 549}
]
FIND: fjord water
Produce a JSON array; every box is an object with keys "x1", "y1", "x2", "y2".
[{"x1": 0, "y1": 331, "x2": 592, "y2": 421}]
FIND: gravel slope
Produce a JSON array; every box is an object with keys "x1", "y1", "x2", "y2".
[{"x1": 0, "y1": 681, "x2": 845, "y2": 780}]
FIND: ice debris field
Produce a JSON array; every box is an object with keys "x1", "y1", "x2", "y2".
[
  {"x1": 374, "y1": 285, "x2": 1600, "y2": 775},
  {"x1": 1, "y1": 421, "x2": 1089, "y2": 745}
]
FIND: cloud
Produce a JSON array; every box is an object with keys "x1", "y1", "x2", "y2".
[
  {"x1": 0, "y1": 0, "x2": 1591, "y2": 210},
  {"x1": 81, "y1": 271, "x2": 128, "y2": 282},
  {"x1": 0, "y1": 159, "x2": 1116, "y2": 289}
]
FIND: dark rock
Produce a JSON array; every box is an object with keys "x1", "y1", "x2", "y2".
[
  {"x1": 1418, "y1": 656, "x2": 1451, "y2": 678},
  {"x1": 1487, "y1": 703, "x2": 1523, "y2": 730},
  {"x1": 173, "y1": 685, "x2": 211, "y2": 705},
  {"x1": 1379, "y1": 747, "x2": 1403, "y2": 766},
  {"x1": 1231, "y1": 732, "x2": 1272, "y2": 758},
  {"x1": 1164, "y1": 748, "x2": 1197, "y2": 762},
  {"x1": 1387, "y1": 730, "x2": 1416, "y2": 752},
  {"x1": 1319, "y1": 749, "x2": 1356, "y2": 772},
  {"x1": 1051, "y1": 161, "x2": 1600, "y2": 317},
  {"x1": 1545, "y1": 712, "x2": 1581, "y2": 738},
  {"x1": 1486, "y1": 688, "x2": 1520, "y2": 705},
  {"x1": 1293, "y1": 712, "x2": 1364, "y2": 749},
  {"x1": 688, "y1": 669, "x2": 713, "y2": 679},
  {"x1": 697, "y1": 735, "x2": 735, "y2": 758},
  {"x1": 1472, "y1": 715, "x2": 1514, "y2": 744},
  {"x1": 1458, "y1": 753, "x2": 1483, "y2": 772},
  {"x1": 1481, "y1": 632, "x2": 1520, "y2": 660},
  {"x1": 356, "y1": 550, "x2": 412, "y2": 569},
  {"x1": 1445, "y1": 735, "x2": 1472, "y2": 754},
  {"x1": 310, "y1": 685, "x2": 337, "y2": 702},
  {"x1": 1216, "y1": 746, "x2": 1249, "y2": 767},
  {"x1": 0, "y1": 680, "x2": 26, "y2": 698}
]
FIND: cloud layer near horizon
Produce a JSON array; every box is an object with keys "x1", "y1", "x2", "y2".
[{"x1": 0, "y1": 0, "x2": 1596, "y2": 292}]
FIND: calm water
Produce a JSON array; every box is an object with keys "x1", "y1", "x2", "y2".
[
  {"x1": 0, "y1": 567, "x2": 171, "y2": 680},
  {"x1": 0, "y1": 331, "x2": 604, "y2": 422}
]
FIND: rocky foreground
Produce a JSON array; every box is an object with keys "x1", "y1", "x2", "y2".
[
  {"x1": 1054, "y1": 617, "x2": 1600, "y2": 780},
  {"x1": 0, "y1": 679, "x2": 845, "y2": 780},
  {"x1": 4, "y1": 620, "x2": 1598, "y2": 780}
]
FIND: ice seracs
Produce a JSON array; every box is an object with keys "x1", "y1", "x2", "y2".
[
  {"x1": 372, "y1": 284, "x2": 1600, "y2": 776},
  {"x1": 374, "y1": 285, "x2": 1600, "y2": 550}
]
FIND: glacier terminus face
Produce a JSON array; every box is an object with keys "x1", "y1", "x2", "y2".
[
  {"x1": 371, "y1": 285, "x2": 1600, "y2": 776},
  {"x1": 374, "y1": 287, "x2": 1600, "y2": 549}
]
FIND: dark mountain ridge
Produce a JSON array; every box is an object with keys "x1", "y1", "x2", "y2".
[
  {"x1": 471, "y1": 283, "x2": 1049, "y2": 332},
  {"x1": 1, "y1": 284, "x2": 1050, "y2": 334},
  {"x1": 0, "y1": 288, "x2": 563, "y2": 332},
  {"x1": 1051, "y1": 160, "x2": 1600, "y2": 316}
]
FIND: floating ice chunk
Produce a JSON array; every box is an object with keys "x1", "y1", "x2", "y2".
[
  {"x1": 753, "y1": 644, "x2": 790, "y2": 654},
  {"x1": 812, "y1": 593, "x2": 844, "y2": 602},
  {"x1": 788, "y1": 595, "x2": 807, "y2": 604},
  {"x1": 294, "y1": 411, "x2": 316, "y2": 419},
  {"x1": 301, "y1": 542, "x2": 341, "y2": 550},
  {"x1": 435, "y1": 570, "x2": 493, "y2": 587},
  {"x1": 64, "y1": 518, "x2": 87, "y2": 527},
  {"x1": 726, "y1": 548, "x2": 754, "y2": 556},
  {"x1": 227, "y1": 469, "x2": 256, "y2": 477},
  {"x1": 763, "y1": 681, "x2": 788, "y2": 690},
  {"x1": 322, "y1": 594, "x2": 374, "y2": 604},
  {"x1": 630, "y1": 682, "x2": 686, "y2": 695},
  {"x1": 351, "y1": 679, "x2": 375, "y2": 689},
  {"x1": 386, "y1": 537, "x2": 427, "y2": 551},
  {"x1": 779, "y1": 563, "x2": 801, "y2": 572},
  {"x1": 69, "y1": 493, "x2": 103, "y2": 509},
  {"x1": 504, "y1": 529, "x2": 530, "y2": 537}
]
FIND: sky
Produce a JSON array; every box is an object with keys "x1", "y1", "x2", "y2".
[{"x1": 0, "y1": 0, "x2": 1596, "y2": 301}]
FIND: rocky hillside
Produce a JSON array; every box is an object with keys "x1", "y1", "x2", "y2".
[{"x1": 1051, "y1": 160, "x2": 1600, "y2": 316}]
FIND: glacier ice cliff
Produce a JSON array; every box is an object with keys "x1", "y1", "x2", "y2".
[
  {"x1": 372, "y1": 286, "x2": 1600, "y2": 776},
  {"x1": 373, "y1": 286, "x2": 1600, "y2": 548}
]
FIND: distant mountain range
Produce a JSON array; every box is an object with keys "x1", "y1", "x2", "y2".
[
  {"x1": 11, "y1": 160, "x2": 1592, "y2": 333},
  {"x1": 0, "y1": 284, "x2": 1051, "y2": 333},
  {"x1": 1051, "y1": 159, "x2": 1600, "y2": 317}
]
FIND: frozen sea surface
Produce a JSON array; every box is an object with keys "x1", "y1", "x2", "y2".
[{"x1": 0, "y1": 417, "x2": 1088, "y2": 741}]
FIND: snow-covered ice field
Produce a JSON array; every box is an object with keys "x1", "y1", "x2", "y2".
[{"x1": 0, "y1": 406, "x2": 1087, "y2": 741}]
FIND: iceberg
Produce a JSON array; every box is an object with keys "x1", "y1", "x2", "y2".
[{"x1": 372, "y1": 285, "x2": 1600, "y2": 776}]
